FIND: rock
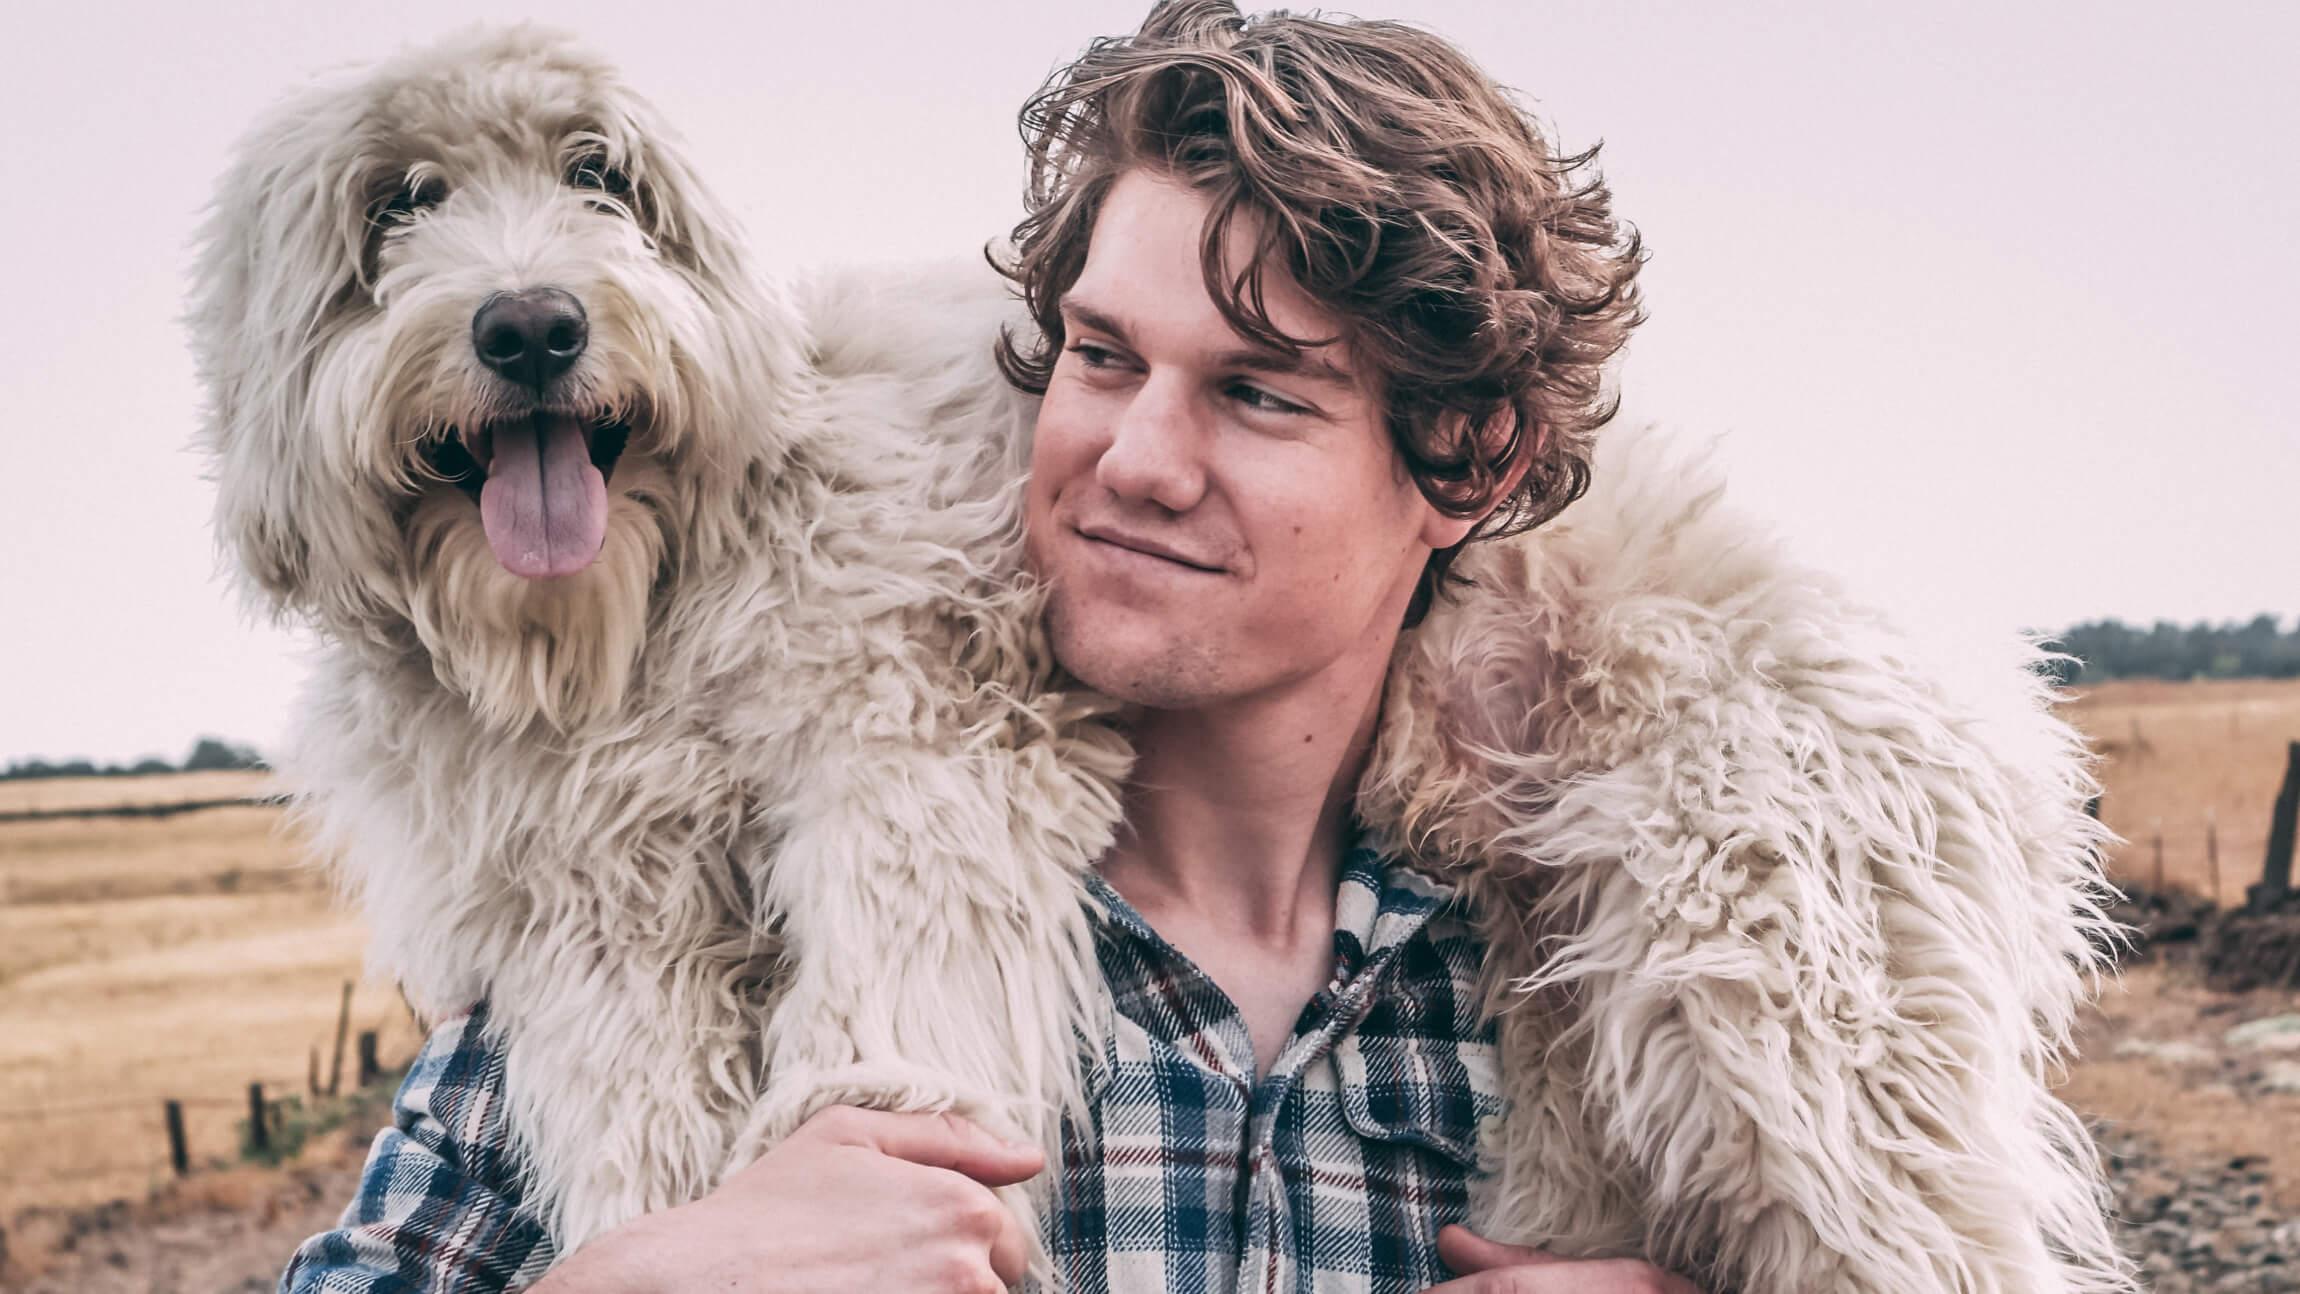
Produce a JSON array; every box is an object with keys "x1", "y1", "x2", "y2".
[
  {"x1": 2118, "y1": 1037, "x2": 2221, "y2": 1065},
  {"x1": 2227, "y1": 1015, "x2": 2300, "y2": 1053},
  {"x1": 2100, "y1": 1128, "x2": 2300, "y2": 1285},
  {"x1": 2260, "y1": 1061, "x2": 2300, "y2": 1094}
]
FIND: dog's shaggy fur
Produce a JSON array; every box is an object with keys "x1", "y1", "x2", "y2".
[
  {"x1": 195, "y1": 28, "x2": 2132, "y2": 1293},
  {"x1": 190, "y1": 26, "x2": 1130, "y2": 1252}
]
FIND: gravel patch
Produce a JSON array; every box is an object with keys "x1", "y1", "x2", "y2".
[{"x1": 2103, "y1": 1130, "x2": 2300, "y2": 1291}]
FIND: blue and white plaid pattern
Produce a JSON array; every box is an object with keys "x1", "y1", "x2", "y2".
[
  {"x1": 281, "y1": 847, "x2": 1500, "y2": 1293},
  {"x1": 1055, "y1": 847, "x2": 1502, "y2": 1293},
  {"x1": 280, "y1": 1004, "x2": 556, "y2": 1293}
]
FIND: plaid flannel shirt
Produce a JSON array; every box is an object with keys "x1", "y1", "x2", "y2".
[{"x1": 280, "y1": 844, "x2": 1502, "y2": 1294}]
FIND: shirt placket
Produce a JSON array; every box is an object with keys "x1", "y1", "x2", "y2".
[
  {"x1": 1074, "y1": 859, "x2": 1464, "y2": 1294},
  {"x1": 1238, "y1": 945, "x2": 1398, "y2": 1294}
]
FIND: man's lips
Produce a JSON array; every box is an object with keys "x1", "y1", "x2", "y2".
[{"x1": 1075, "y1": 523, "x2": 1226, "y2": 573}]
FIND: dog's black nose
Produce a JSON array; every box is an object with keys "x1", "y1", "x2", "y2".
[{"x1": 472, "y1": 289, "x2": 588, "y2": 388}]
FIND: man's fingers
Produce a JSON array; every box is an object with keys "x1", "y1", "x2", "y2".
[
  {"x1": 808, "y1": 1107, "x2": 1047, "y2": 1186},
  {"x1": 984, "y1": 1190, "x2": 1034, "y2": 1287},
  {"x1": 1427, "y1": 1229, "x2": 1706, "y2": 1294},
  {"x1": 1436, "y1": 1224, "x2": 1565, "y2": 1275},
  {"x1": 1424, "y1": 1253, "x2": 1706, "y2": 1294}
]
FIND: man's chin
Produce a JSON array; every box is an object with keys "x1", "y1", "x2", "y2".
[{"x1": 1045, "y1": 601, "x2": 1226, "y2": 712}]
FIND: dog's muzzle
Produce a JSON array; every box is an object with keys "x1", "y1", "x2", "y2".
[{"x1": 405, "y1": 286, "x2": 635, "y2": 581}]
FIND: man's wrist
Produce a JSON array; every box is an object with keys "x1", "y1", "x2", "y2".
[{"x1": 528, "y1": 1219, "x2": 664, "y2": 1294}]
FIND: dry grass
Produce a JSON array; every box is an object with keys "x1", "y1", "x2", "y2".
[
  {"x1": 0, "y1": 769, "x2": 276, "y2": 816},
  {"x1": 0, "y1": 776, "x2": 416, "y2": 1216},
  {"x1": 2065, "y1": 677, "x2": 2300, "y2": 902}
]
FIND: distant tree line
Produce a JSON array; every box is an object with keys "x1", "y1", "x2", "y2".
[
  {"x1": 1, "y1": 736, "x2": 267, "y2": 782},
  {"x1": 2045, "y1": 614, "x2": 2300, "y2": 685}
]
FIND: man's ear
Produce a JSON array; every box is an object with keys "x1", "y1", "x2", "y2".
[{"x1": 1416, "y1": 408, "x2": 1537, "y2": 550}]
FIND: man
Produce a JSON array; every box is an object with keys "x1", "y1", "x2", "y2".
[{"x1": 284, "y1": 3, "x2": 2124, "y2": 1292}]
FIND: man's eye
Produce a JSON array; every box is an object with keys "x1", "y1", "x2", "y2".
[
  {"x1": 1230, "y1": 383, "x2": 1306, "y2": 415},
  {"x1": 1066, "y1": 342, "x2": 1120, "y2": 367}
]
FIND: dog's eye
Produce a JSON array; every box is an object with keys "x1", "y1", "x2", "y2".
[
  {"x1": 565, "y1": 149, "x2": 634, "y2": 204},
  {"x1": 362, "y1": 174, "x2": 447, "y2": 282},
  {"x1": 369, "y1": 174, "x2": 447, "y2": 227}
]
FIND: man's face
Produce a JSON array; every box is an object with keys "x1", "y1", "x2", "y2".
[{"x1": 1024, "y1": 169, "x2": 1474, "y2": 712}]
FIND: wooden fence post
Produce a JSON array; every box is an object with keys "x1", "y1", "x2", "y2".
[
  {"x1": 327, "y1": 981, "x2": 353, "y2": 1097},
  {"x1": 2208, "y1": 808, "x2": 2222, "y2": 908},
  {"x1": 164, "y1": 1100, "x2": 188, "y2": 1176},
  {"x1": 2249, "y1": 741, "x2": 2299, "y2": 914},
  {"x1": 2150, "y1": 818, "x2": 2165, "y2": 892},
  {"x1": 357, "y1": 1030, "x2": 380, "y2": 1088},
  {"x1": 247, "y1": 1082, "x2": 269, "y2": 1156}
]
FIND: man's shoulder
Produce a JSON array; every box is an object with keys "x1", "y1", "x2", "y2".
[
  {"x1": 278, "y1": 999, "x2": 555, "y2": 1294},
  {"x1": 389, "y1": 1002, "x2": 529, "y2": 1186}
]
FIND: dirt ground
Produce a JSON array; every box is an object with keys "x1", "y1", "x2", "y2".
[
  {"x1": 2069, "y1": 960, "x2": 2300, "y2": 1210},
  {"x1": 1, "y1": 1088, "x2": 381, "y2": 1293}
]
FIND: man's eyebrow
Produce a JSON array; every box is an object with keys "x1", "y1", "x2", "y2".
[
  {"x1": 1215, "y1": 346, "x2": 1355, "y2": 390},
  {"x1": 1061, "y1": 296, "x2": 1357, "y2": 390},
  {"x1": 1060, "y1": 301, "x2": 1135, "y2": 348}
]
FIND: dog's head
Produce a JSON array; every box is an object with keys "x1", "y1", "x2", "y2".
[{"x1": 191, "y1": 26, "x2": 801, "y2": 732}]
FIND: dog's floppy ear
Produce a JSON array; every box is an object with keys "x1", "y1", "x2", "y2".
[
  {"x1": 593, "y1": 99, "x2": 759, "y2": 313},
  {"x1": 188, "y1": 75, "x2": 392, "y2": 618}
]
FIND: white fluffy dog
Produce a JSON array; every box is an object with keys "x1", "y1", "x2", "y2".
[
  {"x1": 194, "y1": 26, "x2": 2130, "y2": 1293},
  {"x1": 190, "y1": 26, "x2": 1129, "y2": 1250}
]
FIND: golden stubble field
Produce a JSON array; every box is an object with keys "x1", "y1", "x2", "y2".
[
  {"x1": 0, "y1": 771, "x2": 420, "y2": 1218},
  {"x1": 1, "y1": 677, "x2": 2296, "y2": 1230},
  {"x1": 2068, "y1": 677, "x2": 2300, "y2": 901}
]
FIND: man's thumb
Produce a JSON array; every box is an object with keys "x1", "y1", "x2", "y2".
[{"x1": 1437, "y1": 1224, "x2": 1565, "y2": 1276}]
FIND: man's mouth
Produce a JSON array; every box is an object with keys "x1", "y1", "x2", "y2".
[
  {"x1": 1076, "y1": 523, "x2": 1225, "y2": 573},
  {"x1": 421, "y1": 410, "x2": 633, "y2": 580}
]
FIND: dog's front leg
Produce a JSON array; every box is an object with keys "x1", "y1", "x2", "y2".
[{"x1": 723, "y1": 729, "x2": 1126, "y2": 1221}]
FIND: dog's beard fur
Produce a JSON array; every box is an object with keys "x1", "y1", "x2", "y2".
[{"x1": 403, "y1": 456, "x2": 669, "y2": 730}]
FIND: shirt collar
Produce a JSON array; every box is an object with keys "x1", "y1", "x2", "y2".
[{"x1": 1083, "y1": 835, "x2": 1464, "y2": 974}]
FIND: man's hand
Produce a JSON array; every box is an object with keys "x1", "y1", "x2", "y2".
[
  {"x1": 532, "y1": 1106, "x2": 1045, "y2": 1294},
  {"x1": 1426, "y1": 1225, "x2": 1705, "y2": 1293}
]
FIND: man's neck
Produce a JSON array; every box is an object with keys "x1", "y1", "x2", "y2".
[{"x1": 1100, "y1": 641, "x2": 1393, "y2": 947}]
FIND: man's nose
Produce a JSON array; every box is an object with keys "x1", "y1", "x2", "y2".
[{"x1": 1094, "y1": 374, "x2": 1208, "y2": 513}]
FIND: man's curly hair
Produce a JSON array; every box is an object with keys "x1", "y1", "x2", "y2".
[{"x1": 995, "y1": 0, "x2": 1647, "y2": 625}]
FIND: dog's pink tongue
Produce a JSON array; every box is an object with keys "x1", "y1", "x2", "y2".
[{"x1": 480, "y1": 413, "x2": 607, "y2": 579}]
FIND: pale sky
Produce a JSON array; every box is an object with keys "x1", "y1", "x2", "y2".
[{"x1": 3, "y1": 1, "x2": 2293, "y2": 765}]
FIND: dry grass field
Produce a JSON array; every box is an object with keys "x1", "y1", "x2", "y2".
[
  {"x1": 2067, "y1": 677, "x2": 2300, "y2": 901},
  {"x1": 0, "y1": 773, "x2": 418, "y2": 1220},
  {"x1": 3, "y1": 678, "x2": 2298, "y2": 1284},
  {"x1": 0, "y1": 769, "x2": 278, "y2": 818}
]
